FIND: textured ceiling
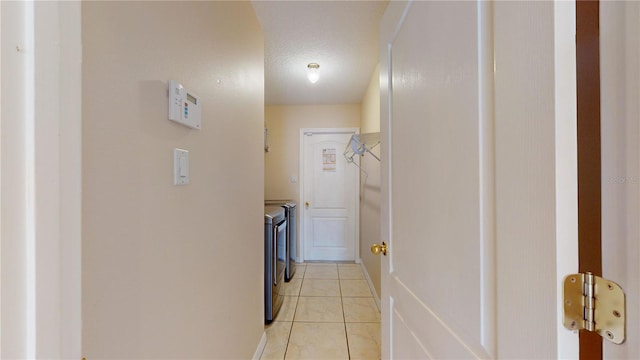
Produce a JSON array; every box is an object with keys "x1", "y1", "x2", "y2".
[{"x1": 252, "y1": 1, "x2": 388, "y2": 105}]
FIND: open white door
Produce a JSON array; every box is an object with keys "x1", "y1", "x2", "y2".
[
  {"x1": 379, "y1": 1, "x2": 578, "y2": 357},
  {"x1": 601, "y1": 1, "x2": 640, "y2": 357}
]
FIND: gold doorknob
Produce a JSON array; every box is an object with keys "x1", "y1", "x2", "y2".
[
  {"x1": 305, "y1": 202, "x2": 310, "y2": 207},
  {"x1": 371, "y1": 242, "x2": 387, "y2": 256}
]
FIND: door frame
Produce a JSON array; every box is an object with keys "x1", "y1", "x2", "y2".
[
  {"x1": 576, "y1": 0, "x2": 603, "y2": 358},
  {"x1": 298, "y1": 127, "x2": 360, "y2": 263},
  {"x1": 1, "y1": 1, "x2": 82, "y2": 357}
]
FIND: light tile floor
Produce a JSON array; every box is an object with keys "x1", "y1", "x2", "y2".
[{"x1": 260, "y1": 263, "x2": 381, "y2": 360}]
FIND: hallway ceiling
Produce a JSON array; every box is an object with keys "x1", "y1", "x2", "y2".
[{"x1": 252, "y1": 1, "x2": 388, "y2": 105}]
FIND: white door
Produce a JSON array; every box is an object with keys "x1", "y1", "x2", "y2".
[
  {"x1": 601, "y1": 1, "x2": 640, "y2": 357},
  {"x1": 301, "y1": 129, "x2": 359, "y2": 261},
  {"x1": 379, "y1": 1, "x2": 578, "y2": 358}
]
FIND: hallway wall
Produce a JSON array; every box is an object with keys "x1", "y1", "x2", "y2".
[
  {"x1": 359, "y1": 65, "x2": 381, "y2": 298},
  {"x1": 82, "y1": 2, "x2": 264, "y2": 358}
]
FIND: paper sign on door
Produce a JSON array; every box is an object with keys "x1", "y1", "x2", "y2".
[{"x1": 323, "y1": 148, "x2": 336, "y2": 172}]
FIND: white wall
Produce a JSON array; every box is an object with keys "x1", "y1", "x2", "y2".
[
  {"x1": 359, "y1": 65, "x2": 381, "y2": 298},
  {"x1": 82, "y1": 2, "x2": 264, "y2": 358}
]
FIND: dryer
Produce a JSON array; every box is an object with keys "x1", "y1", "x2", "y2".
[
  {"x1": 264, "y1": 206, "x2": 286, "y2": 323},
  {"x1": 265, "y1": 200, "x2": 297, "y2": 281}
]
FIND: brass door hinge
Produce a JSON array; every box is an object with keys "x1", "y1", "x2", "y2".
[{"x1": 563, "y1": 272, "x2": 626, "y2": 344}]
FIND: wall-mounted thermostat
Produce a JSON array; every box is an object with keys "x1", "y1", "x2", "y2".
[{"x1": 168, "y1": 80, "x2": 201, "y2": 130}]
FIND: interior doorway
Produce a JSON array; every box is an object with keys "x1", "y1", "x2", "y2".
[{"x1": 299, "y1": 128, "x2": 360, "y2": 262}]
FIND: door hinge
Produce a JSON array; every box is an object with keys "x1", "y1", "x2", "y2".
[{"x1": 563, "y1": 272, "x2": 626, "y2": 344}]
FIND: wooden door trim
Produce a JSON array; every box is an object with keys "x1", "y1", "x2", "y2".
[{"x1": 576, "y1": 0, "x2": 603, "y2": 358}]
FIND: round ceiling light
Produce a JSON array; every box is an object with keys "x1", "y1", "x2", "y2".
[{"x1": 307, "y1": 63, "x2": 320, "y2": 84}]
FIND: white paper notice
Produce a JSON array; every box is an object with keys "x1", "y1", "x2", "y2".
[{"x1": 323, "y1": 148, "x2": 336, "y2": 172}]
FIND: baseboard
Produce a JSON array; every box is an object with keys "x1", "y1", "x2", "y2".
[
  {"x1": 252, "y1": 331, "x2": 267, "y2": 360},
  {"x1": 358, "y1": 258, "x2": 381, "y2": 312}
]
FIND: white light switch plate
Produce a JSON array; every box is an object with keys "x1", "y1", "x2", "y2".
[{"x1": 174, "y1": 148, "x2": 189, "y2": 185}]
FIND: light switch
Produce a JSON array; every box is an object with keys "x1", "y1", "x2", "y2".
[
  {"x1": 290, "y1": 175, "x2": 298, "y2": 183},
  {"x1": 174, "y1": 148, "x2": 189, "y2": 185},
  {"x1": 179, "y1": 157, "x2": 188, "y2": 177}
]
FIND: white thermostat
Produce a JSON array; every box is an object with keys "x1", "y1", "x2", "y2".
[{"x1": 168, "y1": 80, "x2": 201, "y2": 130}]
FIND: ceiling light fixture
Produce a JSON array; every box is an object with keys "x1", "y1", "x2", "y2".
[{"x1": 307, "y1": 63, "x2": 320, "y2": 84}]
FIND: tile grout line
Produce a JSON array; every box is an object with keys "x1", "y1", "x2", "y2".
[
  {"x1": 339, "y1": 272, "x2": 352, "y2": 360},
  {"x1": 284, "y1": 274, "x2": 305, "y2": 359}
]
